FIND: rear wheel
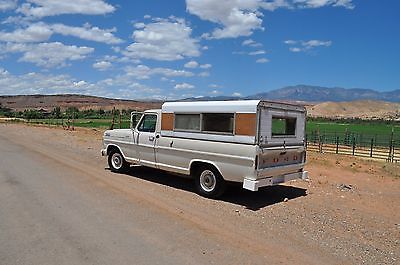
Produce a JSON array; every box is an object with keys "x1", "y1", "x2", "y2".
[
  {"x1": 194, "y1": 166, "x2": 226, "y2": 198},
  {"x1": 108, "y1": 149, "x2": 129, "y2": 173}
]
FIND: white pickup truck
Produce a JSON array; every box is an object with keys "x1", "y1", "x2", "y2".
[{"x1": 101, "y1": 100, "x2": 308, "y2": 198}]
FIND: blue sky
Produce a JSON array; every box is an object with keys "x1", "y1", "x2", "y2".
[{"x1": 0, "y1": 0, "x2": 399, "y2": 99}]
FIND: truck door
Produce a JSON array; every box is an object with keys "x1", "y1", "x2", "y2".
[{"x1": 136, "y1": 113, "x2": 157, "y2": 167}]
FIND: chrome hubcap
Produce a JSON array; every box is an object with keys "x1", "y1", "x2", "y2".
[
  {"x1": 111, "y1": 153, "x2": 123, "y2": 169},
  {"x1": 199, "y1": 170, "x2": 216, "y2": 192}
]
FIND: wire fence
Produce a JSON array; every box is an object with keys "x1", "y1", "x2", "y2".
[{"x1": 306, "y1": 131, "x2": 400, "y2": 163}]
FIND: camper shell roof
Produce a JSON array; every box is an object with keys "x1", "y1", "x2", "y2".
[{"x1": 162, "y1": 100, "x2": 305, "y2": 113}]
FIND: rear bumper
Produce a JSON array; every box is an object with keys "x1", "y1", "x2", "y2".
[{"x1": 243, "y1": 171, "x2": 308, "y2": 191}]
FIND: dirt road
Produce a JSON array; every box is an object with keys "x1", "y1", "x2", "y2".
[{"x1": 0, "y1": 123, "x2": 399, "y2": 265}]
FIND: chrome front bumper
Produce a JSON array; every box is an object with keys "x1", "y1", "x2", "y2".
[
  {"x1": 101, "y1": 148, "x2": 107, "y2": 156},
  {"x1": 243, "y1": 171, "x2": 308, "y2": 191}
]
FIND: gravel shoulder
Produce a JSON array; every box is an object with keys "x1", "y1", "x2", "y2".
[{"x1": 0, "y1": 123, "x2": 399, "y2": 265}]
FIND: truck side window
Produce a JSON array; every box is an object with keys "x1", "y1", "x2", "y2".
[{"x1": 137, "y1": 114, "x2": 157, "y2": 132}]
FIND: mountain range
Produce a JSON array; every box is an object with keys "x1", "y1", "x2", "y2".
[{"x1": 185, "y1": 85, "x2": 400, "y2": 102}]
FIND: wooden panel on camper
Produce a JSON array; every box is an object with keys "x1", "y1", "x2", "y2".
[
  {"x1": 161, "y1": 113, "x2": 174, "y2": 131},
  {"x1": 235, "y1": 113, "x2": 256, "y2": 136}
]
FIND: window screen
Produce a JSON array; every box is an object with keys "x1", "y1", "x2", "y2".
[
  {"x1": 202, "y1": 113, "x2": 234, "y2": 134},
  {"x1": 272, "y1": 117, "x2": 296, "y2": 136},
  {"x1": 137, "y1": 114, "x2": 157, "y2": 132},
  {"x1": 174, "y1": 114, "x2": 200, "y2": 131}
]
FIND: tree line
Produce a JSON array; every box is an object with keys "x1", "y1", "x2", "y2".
[{"x1": 0, "y1": 104, "x2": 135, "y2": 121}]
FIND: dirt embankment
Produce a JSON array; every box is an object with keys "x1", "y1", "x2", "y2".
[
  {"x1": 307, "y1": 100, "x2": 400, "y2": 120},
  {"x1": 0, "y1": 94, "x2": 162, "y2": 112}
]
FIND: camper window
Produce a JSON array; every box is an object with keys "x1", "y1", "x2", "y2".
[
  {"x1": 202, "y1": 113, "x2": 234, "y2": 134},
  {"x1": 175, "y1": 114, "x2": 200, "y2": 131},
  {"x1": 271, "y1": 116, "x2": 296, "y2": 137}
]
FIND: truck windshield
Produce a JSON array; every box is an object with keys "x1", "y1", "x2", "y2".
[{"x1": 272, "y1": 117, "x2": 296, "y2": 137}]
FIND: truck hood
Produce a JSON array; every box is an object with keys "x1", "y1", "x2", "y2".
[{"x1": 103, "y1": 129, "x2": 132, "y2": 140}]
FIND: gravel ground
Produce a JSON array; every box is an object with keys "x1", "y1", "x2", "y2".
[{"x1": 1, "y1": 123, "x2": 399, "y2": 265}]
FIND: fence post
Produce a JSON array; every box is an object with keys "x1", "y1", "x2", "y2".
[
  {"x1": 110, "y1": 107, "x2": 115, "y2": 130},
  {"x1": 393, "y1": 145, "x2": 396, "y2": 163},
  {"x1": 370, "y1": 138, "x2": 374, "y2": 158},
  {"x1": 352, "y1": 136, "x2": 356, "y2": 156},
  {"x1": 119, "y1": 109, "x2": 122, "y2": 129},
  {"x1": 67, "y1": 116, "x2": 70, "y2": 130},
  {"x1": 388, "y1": 128, "x2": 394, "y2": 162},
  {"x1": 318, "y1": 135, "x2": 322, "y2": 153},
  {"x1": 336, "y1": 136, "x2": 339, "y2": 154},
  {"x1": 72, "y1": 110, "x2": 75, "y2": 131}
]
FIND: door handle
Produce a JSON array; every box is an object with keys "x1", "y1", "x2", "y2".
[{"x1": 149, "y1": 136, "x2": 155, "y2": 141}]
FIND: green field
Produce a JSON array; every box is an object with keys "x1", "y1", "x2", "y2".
[
  {"x1": 27, "y1": 118, "x2": 131, "y2": 129},
  {"x1": 306, "y1": 121, "x2": 400, "y2": 136}
]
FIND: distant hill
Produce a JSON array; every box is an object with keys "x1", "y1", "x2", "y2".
[
  {"x1": 246, "y1": 85, "x2": 400, "y2": 102},
  {"x1": 0, "y1": 94, "x2": 162, "y2": 112},
  {"x1": 307, "y1": 100, "x2": 400, "y2": 120}
]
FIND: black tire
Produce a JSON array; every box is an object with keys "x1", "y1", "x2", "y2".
[
  {"x1": 194, "y1": 165, "x2": 226, "y2": 198},
  {"x1": 108, "y1": 149, "x2": 129, "y2": 173}
]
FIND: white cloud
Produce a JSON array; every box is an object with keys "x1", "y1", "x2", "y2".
[
  {"x1": 124, "y1": 65, "x2": 194, "y2": 80},
  {"x1": 0, "y1": 0, "x2": 17, "y2": 11},
  {"x1": 0, "y1": 22, "x2": 52, "y2": 42},
  {"x1": 184, "y1": 60, "x2": 199, "y2": 68},
  {"x1": 242, "y1": 38, "x2": 263, "y2": 47},
  {"x1": 303, "y1": 39, "x2": 332, "y2": 48},
  {"x1": 51, "y1": 23, "x2": 123, "y2": 44},
  {"x1": 293, "y1": 0, "x2": 354, "y2": 9},
  {"x1": 17, "y1": 0, "x2": 116, "y2": 18},
  {"x1": 285, "y1": 39, "x2": 332, "y2": 52},
  {"x1": 187, "y1": 0, "x2": 264, "y2": 39},
  {"x1": 284, "y1": 40, "x2": 297, "y2": 45},
  {"x1": 124, "y1": 17, "x2": 200, "y2": 61},
  {"x1": 289, "y1": 47, "x2": 302, "y2": 52},
  {"x1": 200, "y1": 63, "x2": 212, "y2": 69},
  {"x1": 0, "y1": 67, "x2": 166, "y2": 99},
  {"x1": 134, "y1": 22, "x2": 146, "y2": 29},
  {"x1": 93, "y1": 61, "x2": 112, "y2": 71},
  {"x1": 174, "y1": 82, "x2": 195, "y2": 90},
  {"x1": 256, "y1": 58, "x2": 269, "y2": 63},
  {"x1": 260, "y1": 0, "x2": 292, "y2": 11},
  {"x1": 209, "y1": 84, "x2": 222, "y2": 88},
  {"x1": 198, "y1": 71, "x2": 210, "y2": 77},
  {"x1": 232, "y1": 92, "x2": 242, "y2": 97},
  {"x1": 249, "y1": 50, "x2": 266, "y2": 56},
  {"x1": 186, "y1": 0, "x2": 354, "y2": 39},
  {"x1": 1, "y1": 42, "x2": 94, "y2": 68},
  {"x1": 182, "y1": 61, "x2": 212, "y2": 69},
  {"x1": 210, "y1": 90, "x2": 221, "y2": 95},
  {"x1": 0, "y1": 22, "x2": 122, "y2": 44},
  {"x1": 0, "y1": 68, "x2": 96, "y2": 95}
]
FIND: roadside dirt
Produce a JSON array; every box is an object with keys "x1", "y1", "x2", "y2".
[{"x1": 1, "y1": 123, "x2": 399, "y2": 265}]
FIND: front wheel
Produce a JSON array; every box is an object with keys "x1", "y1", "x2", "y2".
[
  {"x1": 195, "y1": 166, "x2": 226, "y2": 198},
  {"x1": 108, "y1": 150, "x2": 129, "y2": 173}
]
